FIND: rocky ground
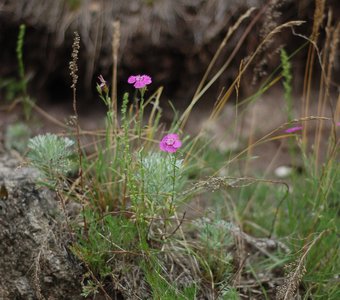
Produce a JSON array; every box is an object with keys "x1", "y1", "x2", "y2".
[{"x1": 0, "y1": 150, "x2": 83, "y2": 299}]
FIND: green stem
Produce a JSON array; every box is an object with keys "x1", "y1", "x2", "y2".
[{"x1": 169, "y1": 153, "x2": 177, "y2": 214}]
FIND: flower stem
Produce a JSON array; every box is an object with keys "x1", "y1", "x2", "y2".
[{"x1": 169, "y1": 153, "x2": 177, "y2": 214}]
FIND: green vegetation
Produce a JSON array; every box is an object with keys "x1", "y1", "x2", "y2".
[
  {"x1": 27, "y1": 134, "x2": 76, "y2": 188},
  {"x1": 1, "y1": 24, "x2": 34, "y2": 119},
  {"x1": 4, "y1": 122, "x2": 31, "y2": 153},
  {"x1": 16, "y1": 24, "x2": 33, "y2": 119},
  {"x1": 4, "y1": 2, "x2": 338, "y2": 299}
]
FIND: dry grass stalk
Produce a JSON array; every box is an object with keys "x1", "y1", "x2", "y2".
[
  {"x1": 34, "y1": 249, "x2": 45, "y2": 300},
  {"x1": 210, "y1": 20, "x2": 305, "y2": 122},
  {"x1": 111, "y1": 20, "x2": 120, "y2": 131},
  {"x1": 192, "y1": 7, "x2": 256, "y2": 101},
  {"x1": 276, "y1": 231, "x2": 325, "y2": 300},
  {"x1": 69, "y1": 32, "x2": 87, "y2": 234},
  {"x1": 182, "y1": 5, "x2": 271, "y2": 164},
  {"x1": 328, "y1": 23, "x2": 340, "y2": 87},
  {"x1": 314, "y1": 10, "x2": 333, "y2": 172},
  {"x1": 69, "y1": 32, "x2": 83, "y2": 186},
  {"x1": 326, "y1": 21, "x2": 340, "y2": 156},
  {"x1": 314, "y1": 13, "x2": 340, "y2": 171},
  {"x1": 244, "y1": 106, "x2": 256, "y2": 175},
  {"x1": 69, "y1": 32, "x2": 80, "y2": 90},
  {"x1": 216, "y1": 116, "x2": 329, "y2": 173},
  {"x1": 335, "y1": 93, "x2": 340, "y2": 124},
  {"x1": 179, "y1": 6, "x2": 257, "y2": 130},
  {"x1": 311, "y1": 0, "x2": 326, "y2": 41},
  {"x1": 302, "y1": 0, "x2": 325, "y2": 147}
]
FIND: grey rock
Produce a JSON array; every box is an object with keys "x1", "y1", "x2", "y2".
[{"x1": 0, "y1": 153, "x2": 83, "y2": 300}]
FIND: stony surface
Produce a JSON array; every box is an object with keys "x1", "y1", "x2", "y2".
[{"x1": 0, "y1": 152, "x2": 83, "y2": 300}]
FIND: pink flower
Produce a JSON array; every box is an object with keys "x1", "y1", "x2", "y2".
[
  {"x1": 285, "y1": 126, "x2": 303, "y2": 133},
  {"x1": 128, "y1": 74, "x2": 152, "y2": 89},
  {"x1": 336, "y1": 122, "x2": 340, "y2": 126},
  {"x1": 159, "y1": 134, "x2": 182, "y2": 153},
  {"x1": 97, "y1": 75, "x2": 108, "y2": 93}
]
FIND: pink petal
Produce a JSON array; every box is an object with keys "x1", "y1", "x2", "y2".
[
  {"x1": 159, "y1": 133, "x2": 182, "y2": 152},
  {"x1": 173, "y1": 140, "x2": 182, "y2": 148},
  {"x1": 159, "y1": 141, "x2": 167, "y2": 151},
  {"x1": 128, "y1": 76, "x2": 136, "y2": 84},
  {"x1": 285, "y1": 126, "x2": 303, "y2": 133},
  {"x1": 134, "y1": 81, "x2": 146, "y2": 88},
  {"x1": 165, "y1": 133, "x2": 179, "y2": 140},
  {"x1": 141, "y1": 75, "x2": 152, "y2": 84},
  {"x1": 166, "y1": 146, "x2": 177, "y2": 153},
  {"x1": 98, "y1": 75, "x2": 106, "y2": 84}
]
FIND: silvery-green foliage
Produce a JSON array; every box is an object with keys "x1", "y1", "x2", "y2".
[
  {"x1": 137, "y1": 152, "x2": 185, "y2": 205},
  {"x1": 193, "y1": 218, "x2": 234, "y2": 280},
  {"x1": 27, "y1": 134, "x2": 75, "y2": 186},
  {"x1": 194, "y1": 218, "x2": 233, "y2": 250},
  {"x1": 218, "y1": 287, "x2": 240, "y2": 300}
]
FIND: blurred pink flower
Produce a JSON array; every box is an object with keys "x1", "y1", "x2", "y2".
[
  {"x1": 97, "y1": 75, "x2": 108, "y2": 93},
  {"x1": 128, "y1": 75, "x2": 152, "y2": 89},
  {"x1": 285, "y1": 126, "x2": 303, "y2": 133},
  {"x1": 336, "y1": 122, "x2": 340, "y2": 126},
  {"x1": 160, "y1": 134, "x2": 182, "y2": 153}
]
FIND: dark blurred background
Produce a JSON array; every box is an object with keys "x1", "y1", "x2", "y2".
[{"x1": 0, "y1": 0, "x2": 339, "y2": 114}]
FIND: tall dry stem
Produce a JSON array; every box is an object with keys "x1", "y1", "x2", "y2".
[
  {"x1": 111, "y1": 20, "x2": 120, "y2": 131},
  {"x1": 210, "y1": 21, "x2": 304, "y2": 121},
  {"x1": 69, "y1": 32, "x2": 87, "y2": 234},
  {"x1": 179, "y1": 6, "x2": 261, "y2": 130},
  {"x1": 302, "y1": 0, "x2": 325, "y2": 147},
  {"x1": 314, "y1": 15, "x2": 340, "y2": 171},
  {"x1": 69, "y1": 31, "x2": 83, "y2": 187}
]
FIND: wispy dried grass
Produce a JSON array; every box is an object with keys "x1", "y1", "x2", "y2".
[
  {"x1": 276, "y1": 231, "x2": 325, "y2": 300},
  {"x1": 111, "y1": 20, "x2": 120, "y2": 130},
  {"x1": 179, "y1": 6, "x2": 257, "y2": 129},
  {"x1": 210, "y1": 20, "x2": 305, "y2": 121},
  {"x1": 302, "y1": 0, "x2": 326, "y2": 146},
  {"x1": 314, "y1": 12, "x2": 340, "y2": 170}
]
